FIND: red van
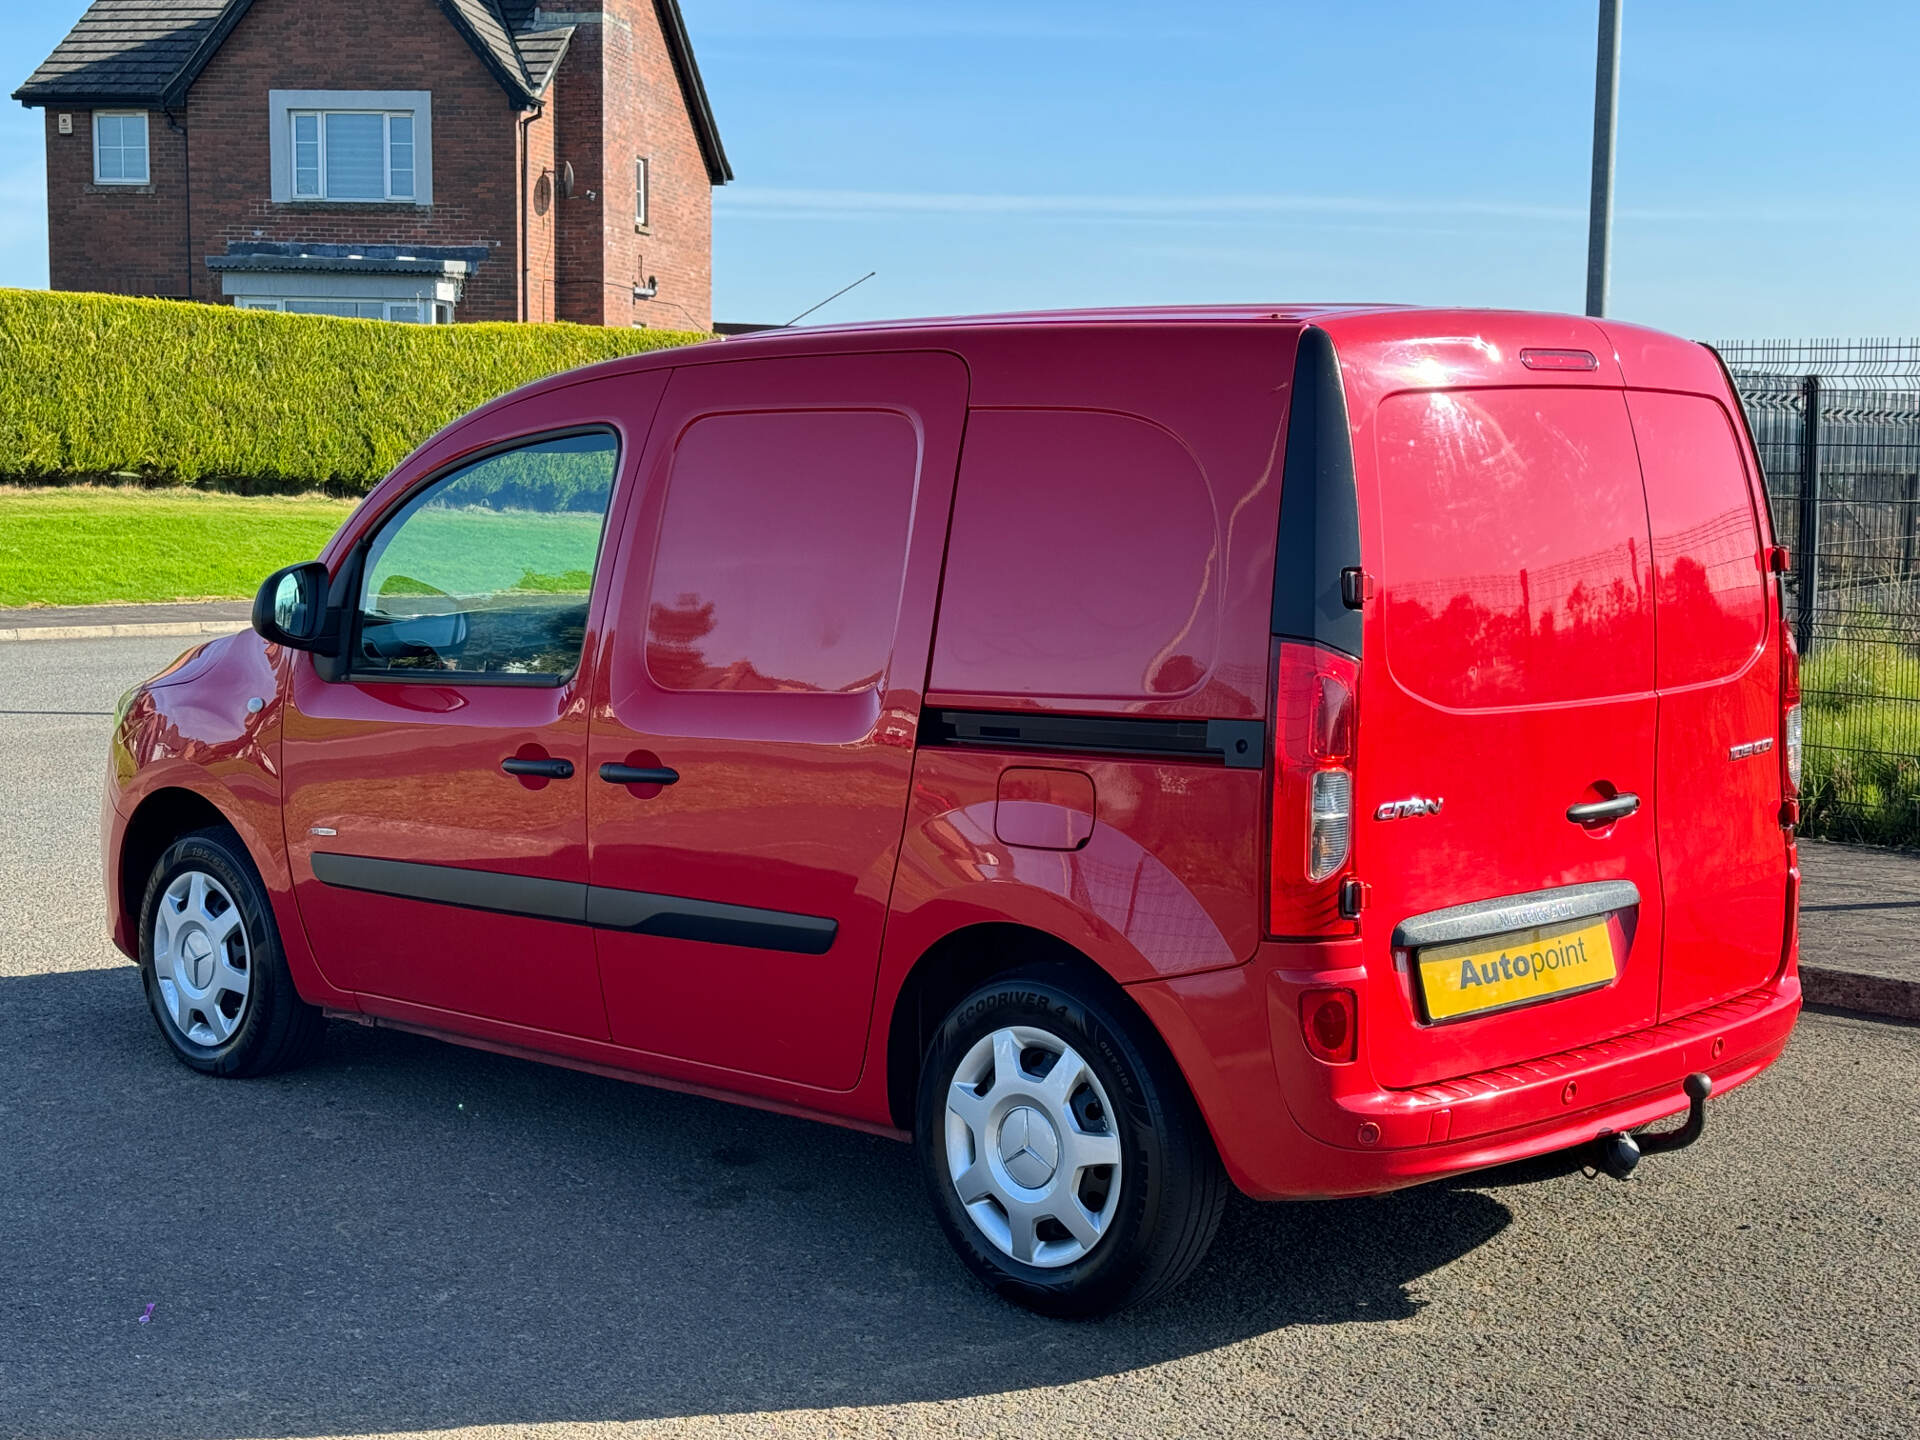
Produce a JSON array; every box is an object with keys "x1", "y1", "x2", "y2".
[{"x1": 105, "y1": 307, "x2": 1803, "y2": 1315}]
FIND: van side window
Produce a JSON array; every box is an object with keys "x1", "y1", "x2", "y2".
[
  {"x1": 644, "y1": 410, "x2": 918, "y2": 694},
  {"x1": 931, "y1": 409, "x2": 1220, "y2": 701},
  {"x1": 1626, "y1": 392, "x2": 1769, "y2": 688},
  {"x1": 1376, "y1": 388, "x2": 1654, "y2": 709},
  {"x1": 354, "y1": 432, "x2": 619, "y2": 678}
]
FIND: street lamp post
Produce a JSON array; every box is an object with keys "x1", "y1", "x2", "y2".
[{"x1": 1586, "y1": 0, "x2": 1623, "y2": 317}]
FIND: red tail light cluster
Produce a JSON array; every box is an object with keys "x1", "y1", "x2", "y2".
[
  {"x1": 1270, "y1": 642, "x2": 1359, "y2": 936},
  {"x1": 1300, "y1": 987, "x2": 1358, "y2": 1063},
  {"x1": 1782, "y1": 628, "x2": 1802, "y2": 824}
]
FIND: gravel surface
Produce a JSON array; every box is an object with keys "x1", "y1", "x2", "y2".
[{"x1": 3, "y1": 636, "x2": 1916, "y2": 1440}]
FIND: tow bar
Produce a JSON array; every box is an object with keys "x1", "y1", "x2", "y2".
[{"x1": 1595, "y1": 1072, "x2": 1713, "y2": 1180}]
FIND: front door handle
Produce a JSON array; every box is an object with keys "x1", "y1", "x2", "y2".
[
  {"x1": 1567, "y1": 792, "x2": 1640, "y2": 826},
  {"x1": 501, "y1": 757, "x2": 575, "y2": 780},
  {"x1": 600, "y1": 763, "x2": 681, "y2": 786}
]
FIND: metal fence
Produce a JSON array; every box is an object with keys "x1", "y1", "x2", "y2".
[{"x1": 1720, "y1": 339, "x2": 1920, "y2": 847}]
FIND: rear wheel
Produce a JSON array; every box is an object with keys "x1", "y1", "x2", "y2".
[
  {"x1": 138, "y1": 827, "x2": 324, "y2": 1077},
  {"x1": 915, "y1": 966, "x2": 1226, "y2": 1316}
]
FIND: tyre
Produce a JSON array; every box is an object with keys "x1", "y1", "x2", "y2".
[
  {"x1": 137, "y1": 826, "x2": 325, "y2": 1077},
  {"x1": 915, "y1": 965, "x2": 1227, "y2": 1317}
]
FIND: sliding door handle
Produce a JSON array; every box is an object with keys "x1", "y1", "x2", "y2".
[
  {"x1": 600, "y1": 763, "x2": 681, "y2": 786},
  {"x1": 501, "y1": 757, "x2": 574, "y2": 780},
  {"x1": 1566, "y1": 792, "x2": 1639, "y2": 826}
]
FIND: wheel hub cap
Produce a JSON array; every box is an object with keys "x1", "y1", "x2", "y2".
[
  {"x1": 943, "y1": 1024, "x2": 1124, "y2": 1269},
  {"x1": 151, "y1": 869, "x2": 252, "y2": 1049},
  {"x1": 997, "y1": 1105, "x2": 1060, "y2": 1190}
]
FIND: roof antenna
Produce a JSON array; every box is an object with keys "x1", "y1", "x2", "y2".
[{"x1": 783, "y1": 271, "x2": 876, "y2": 327}]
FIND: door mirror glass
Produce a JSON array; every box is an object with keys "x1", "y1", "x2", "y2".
[{"x1": 252, "y1": 561, "x2": 333, "y2": 650}]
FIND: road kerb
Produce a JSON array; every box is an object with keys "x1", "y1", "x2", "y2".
[
  {"x1": 0, "y1": 620, "x2": 250, "y2": 644},
  {"x1": 1801, "y1": 965, "x2": 1920, "y2": 1022}
]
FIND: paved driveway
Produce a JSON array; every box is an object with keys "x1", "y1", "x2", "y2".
[{"x1": 2, "y1": 636, "x2": 1915, "y2": 1440}]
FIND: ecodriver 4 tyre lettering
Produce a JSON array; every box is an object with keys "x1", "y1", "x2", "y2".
[
  {"x1": 138, "y1": 827, "x2": 325, "y2": 1078},
  {"x1": 915, "y1": 965, "x2": 1227, "y2": 1316}
]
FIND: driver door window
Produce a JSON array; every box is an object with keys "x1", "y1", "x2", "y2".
[{"x1": 355, "y1": 431, "x2": 619, "y2": 679}]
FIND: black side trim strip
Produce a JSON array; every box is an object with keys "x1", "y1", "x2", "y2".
[
  {"x1": 311, "y1": 853, "x2": 586, "y2": 923},
  {"x1": 1392, "y1": 880, "x2": 1641, "y2": 951},
  {"x1": 309, "y1": 854, "x2": 836, "y2": 955},
  {"x1": 1272, "y1": 325, "x2": 1363, "y2": 657},
  {"x1": 922, "y1": 710, "x2": 1265, "y2": 770},
  {"x1": 584, "y1": 888, "x2": 837, "y2": 956}
]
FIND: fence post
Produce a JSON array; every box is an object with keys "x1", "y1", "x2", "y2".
[
  {"x1": 1903, "y1": 469, "x2": 1918, "y2": 584},
  {"x1": 1797, "y1": 373, "x2": 1821, "y2": 654}
]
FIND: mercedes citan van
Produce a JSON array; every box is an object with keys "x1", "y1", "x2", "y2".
[{"x1": 107, "y1": 307, "x2": 1802, "y2": 1315}]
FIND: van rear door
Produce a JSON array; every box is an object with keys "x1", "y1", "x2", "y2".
[
  {"x1": 1627, "y1": 389, "x2": 1789, "y2": 1018},
  {"x1": 1341, "y1": 355, "x2": 1665, "y2": 1090}
]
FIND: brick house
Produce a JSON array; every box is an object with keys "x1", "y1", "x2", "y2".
[{"x1": 11, "y1": 0, "x2": 731, "y2": 329}]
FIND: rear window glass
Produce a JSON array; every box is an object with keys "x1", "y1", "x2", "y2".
[
  {"x1": 1375, "y1": 388, "x2": 1654, "y2": 709},
  {"x1": 643, "y1": 409, "x2": 918, "y2": 695},
  {"x1": 1627, "y1": 391, "x2": 1768, "y2": 688}
]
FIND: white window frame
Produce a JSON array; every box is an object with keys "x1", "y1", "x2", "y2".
[
  {"x1": 268, "y1": 90, "x2": 432, "y2": 205},
  {"x1": 237, "y1": 297, "x2": 436, "y2": 324},
  {"x1": 93, "y1": 110, "x2": 150, "y2": 186},
  {"x1": 635, "y1": 156, "x2": 649, "y2": 228},
  {"x1": 289, "y1": 110, "x2": 416, "y2": 202}
]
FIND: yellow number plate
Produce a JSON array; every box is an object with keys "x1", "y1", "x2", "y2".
[{"x1": 1416, "y1": 919, "x2": 1617, "y2": 1023}]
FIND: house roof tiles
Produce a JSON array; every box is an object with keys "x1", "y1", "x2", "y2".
[{"x1": 12, "y1": 0, "x2": 729, "y2": 182}]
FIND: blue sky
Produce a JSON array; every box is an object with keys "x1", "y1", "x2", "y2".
[{"x1": 4, "y1": 0, "x2": 1915, "y2": 337}]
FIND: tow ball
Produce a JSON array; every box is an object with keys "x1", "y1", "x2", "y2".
[{"x1": 1595, "y1": 1072, "x2": 1714, "y2": 1180}]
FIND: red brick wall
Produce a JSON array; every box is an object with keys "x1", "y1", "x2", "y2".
[
  {"x1": 523, "y1": 81, "x2": 559, "y2": 324},
  {"x1": 182, "y1": 0, "x2": 527, "y2": 320},
  {"x1": 547, "y1": 16, "x2": 606, "y2": 325},
  {"x1": 36, "y1": 0, "x2": 713, "y2": 328},
  {"x1": 43, "y1": 107, "x2": 193, "y2": 298},
  {"x1": 541, "y1": 0, "x2": 715, "y2": 330}
]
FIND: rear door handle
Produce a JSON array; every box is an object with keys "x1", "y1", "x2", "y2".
[
  {"x1": 501, "y1": 757, "x2": 575, "y2": 780},
  {"x1": 1566, "y1": 792, "x2": 1639, "y2": 825},
  {"x1": 600, "y1": 763, "x2": 681, "y2": 786}
]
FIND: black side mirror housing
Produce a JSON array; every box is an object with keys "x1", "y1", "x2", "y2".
[{"x1": 252, "y1": 561, "x2": 337, "y2": 653}]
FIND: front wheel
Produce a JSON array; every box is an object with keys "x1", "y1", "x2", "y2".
[
  {"x1": 138, "y1": 826, "x2": 325, "y2": 1077},
  {"x1": 915, "y1": 966, "x2": 1226, "y2": 1316}
]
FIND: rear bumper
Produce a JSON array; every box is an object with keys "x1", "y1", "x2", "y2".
[{"x1": 1128, "y1": 945, "x2": 1802, "y2": 1201}]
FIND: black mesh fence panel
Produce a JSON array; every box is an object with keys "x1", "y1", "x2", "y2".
[{"x1": 1719, "y1": 340, "x2": 1920, "y2": 846}]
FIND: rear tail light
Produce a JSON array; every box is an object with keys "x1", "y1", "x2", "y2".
[
  {"x1": 1271, "y1": 642, "x2": 1360, "y2": 935},
  {"x1": 1782, "y1": 628, "x2": 1802, "y2": 799},
  {"x1": 1308, "y1": 771, "x2": 1352, "y2": 880},
  {"x1": 1300, "y1": 987, "x2": 1358, "y2": 1063}
]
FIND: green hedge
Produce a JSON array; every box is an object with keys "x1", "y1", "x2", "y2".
[{"x1": 0, "y1": 288, "x2": 709, "y2": 493}]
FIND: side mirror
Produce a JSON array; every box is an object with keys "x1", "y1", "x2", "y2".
[{"x1": 252, "y1": 561, "x2": 336, "y2": 652}]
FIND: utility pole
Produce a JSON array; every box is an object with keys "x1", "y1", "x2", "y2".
[{"x1": 1585, "y1": 0, "x2": 1623, "y2": 317}]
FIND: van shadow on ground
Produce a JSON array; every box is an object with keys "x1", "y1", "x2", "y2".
[{"x1": 5, "y1": 965, "x2": 1516, "y2": 1439}]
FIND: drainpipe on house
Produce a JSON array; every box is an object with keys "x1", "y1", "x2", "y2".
[
  {"x1": 519, "y1": 99, "x2": 544, "y2": 323},
  {"x1": 163, "y1": 107, "x2": 191, "y2": 302}
]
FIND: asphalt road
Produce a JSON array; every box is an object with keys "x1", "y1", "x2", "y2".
[{"x1": 2, "y1": 635, "x2": 1916, "y2": 1440}]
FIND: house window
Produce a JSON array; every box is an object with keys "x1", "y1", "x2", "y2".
[
  {"x1": 290, "y1": 111, "x2": 416, "y2": 201},
  {"x1": 635, "y1": 156, "x2": 649, "y2": 227},
  {"x1": 238, "y1": 297, "x2": 435, "y2": 323},
  {"x1": 93, "y1": 111, "x2": 149, "y2": 185}
]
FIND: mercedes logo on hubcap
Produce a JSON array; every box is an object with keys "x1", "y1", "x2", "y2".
[
  {"x1": 182, "y1": 932, "x2": 214, "y2": 989},
  {"x1": 997, "y1": 1105, "x2": 1061, "y2": 1190}
]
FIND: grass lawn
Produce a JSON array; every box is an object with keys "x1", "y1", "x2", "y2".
[{"x1": 0, "y1": 487, "x2": 359, "y2": 607}]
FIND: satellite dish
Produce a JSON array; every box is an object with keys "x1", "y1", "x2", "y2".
[{"x1": 560, "y1": 161, "x2": 575, "y2": 200}]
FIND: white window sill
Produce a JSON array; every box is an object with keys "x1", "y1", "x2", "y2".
[{"x1": 274, "y1": 198, "x2": 431, "y2": 208}]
